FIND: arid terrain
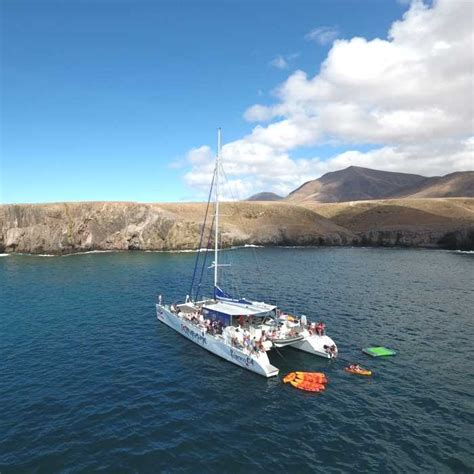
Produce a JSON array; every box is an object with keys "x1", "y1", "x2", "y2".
[{"x1": 1, "y1": 198, "x2": 473, "y2": 254}]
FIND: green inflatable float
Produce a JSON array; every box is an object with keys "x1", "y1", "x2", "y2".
[{"x1": 362, "y1": 346, "x2": 397, "y2": 357}]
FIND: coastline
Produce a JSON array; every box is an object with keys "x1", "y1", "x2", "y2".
[
  {"x1": 2, "y1": 246, "x2": 474, "y2": 258},
  {"x1": 1, "y1": 199, "x2": 473, "y2": 255}
]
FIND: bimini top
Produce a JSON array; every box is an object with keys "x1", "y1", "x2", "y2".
[{"x1": 203, "y1": 300, "x2": 276, "y2": 317}]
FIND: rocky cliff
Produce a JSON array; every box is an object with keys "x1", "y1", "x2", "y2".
[
  {"x1": 1, "y1": 199, "x2": 473, "y2": 254},
  {"x1": 304, "y1": 198, "x2": 474, "y2": 250},
  {"x1": 0, "y1": 201, "x2": 353, "y2": 255}
]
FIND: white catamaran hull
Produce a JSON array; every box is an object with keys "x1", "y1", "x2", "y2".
[
  {"x1": 290, "y1": 333, "x2": 337, "y2": 359},
  {"x1": 156, "y1": 304, "x2": 279, "y2": 378}
]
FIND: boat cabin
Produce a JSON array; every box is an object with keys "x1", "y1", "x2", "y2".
[{"x1": 201, "y1": 300, "x2": 276, "y2": 327}]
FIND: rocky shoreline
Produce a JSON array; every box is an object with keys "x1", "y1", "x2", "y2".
[{"x1": 1, "y1": 199, "x2": 473, "y2": 255}]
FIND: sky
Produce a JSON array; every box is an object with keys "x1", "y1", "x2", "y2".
[{"x1": 1, "y1": 0, "x2": 473, "y2": 203}]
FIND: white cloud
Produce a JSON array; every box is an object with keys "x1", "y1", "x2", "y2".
[
  {"x1": 269, "y1": 52, "x2": 300, "y2": 70},
  {"x1": 269, "y1": 55, "x2": 288, "y2": 69},
  {"x1": 244, "y1": 104, "x2": 276, "y2": 122},
  {"x1": 305, "y1": 26, "x2": 339, "y2": 45},
  {"x1": 186, "y1": 145, "x2": 214, "y2": 164},
  {"x1": 183, "y1": 0, "x2": 474, "y2": 199}
]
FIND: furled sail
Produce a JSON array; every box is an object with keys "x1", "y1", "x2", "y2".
[{"x1": 214, "y1": 286, "x2": 252, "y2": 305}]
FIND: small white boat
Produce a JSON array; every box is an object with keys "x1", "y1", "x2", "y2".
[{"x1": 156, "y1": 129, "x2": 337, "y2": 377}]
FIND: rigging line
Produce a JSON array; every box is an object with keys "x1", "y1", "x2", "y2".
[
  {"x1": 220, "y1": 164, "x2": 263, "y2": 276},
  {"x1": 189, "y1": 166, "x2": 216, "y2": 299},
  {"x1": 195, "y1": 239, "x2": 212, "y2": 301},
  {"x1": 217, "y1": 166, "x2": 247, "y2": 299},
  {"x1": 195, "y1": 212, "x2": 216, "y2": 301},
  {"x1": 217, "y1": 217, "x2": 235, "y2": 296}
]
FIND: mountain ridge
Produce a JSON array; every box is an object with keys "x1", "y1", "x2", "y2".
[
  {"x1": 284, "y1": 166, "x2": 473, "y2": 203},
  {"x1": 246, "y1": 192, "x2": 283, "y2": 202}
]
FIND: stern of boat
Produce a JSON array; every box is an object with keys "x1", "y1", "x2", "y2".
[{"x1": 290, "y1": 333, "x2": 338, "y2": 359}]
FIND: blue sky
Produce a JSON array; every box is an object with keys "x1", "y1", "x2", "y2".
[{"x1": 1, "y1": 0, "x2": 471, "y2": 203}]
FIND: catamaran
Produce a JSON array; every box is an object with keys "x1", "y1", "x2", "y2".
[{"x1": 156, "y1": 129, "x2": 337, "y2": 377}]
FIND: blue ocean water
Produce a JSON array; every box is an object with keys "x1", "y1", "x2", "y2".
[{"x1": 1, "y1": 248, "x2": 473, "y2": 473}]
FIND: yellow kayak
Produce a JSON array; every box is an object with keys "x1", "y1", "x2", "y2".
[{"x1": 345, "y1": 366, "x2": 372, "y2": 376}]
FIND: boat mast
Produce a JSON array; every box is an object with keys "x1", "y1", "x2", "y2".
[{"x1": 214, "y1": 127, "x2": 221, "y2": 290}]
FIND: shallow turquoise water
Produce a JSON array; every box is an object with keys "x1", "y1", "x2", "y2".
[{"x1": 1, "y1": 248, "x2": 473, "y2": 473}]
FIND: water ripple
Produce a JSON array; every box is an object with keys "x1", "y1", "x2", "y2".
[{"x1": 1, "y1": 249, "x2": 473, "y2": 473}]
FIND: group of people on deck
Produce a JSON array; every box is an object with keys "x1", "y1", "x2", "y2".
[
  {"x1": 204, "y1": 318, "x2": 224, "y2": 336},
  {"x1": 176, "y1": 308, "x2": 224, "y2": 336},
  {"x1": 324, "y1": 344, "x2": 338, "y2": 357},
  {"x1": 308, "y1": 321, "x2": 326, "y2": 336},
  {"x1": 231, "y1": 327, "x2": 267, "y2": 354}
]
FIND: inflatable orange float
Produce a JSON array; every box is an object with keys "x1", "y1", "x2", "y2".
[
  {"x1": 290, "y1": 379, "x2": 326, "y2": 392},
  {"x1": 283, "y1": 371, "x2": 328, "y2": 391}
]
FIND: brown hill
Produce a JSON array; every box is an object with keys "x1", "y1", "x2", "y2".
[
  {"x1": 246, "y1": 192, "x2": 283, "y2": 201},
  {"x1": 286, "y1": 166, "x2": 427, "y2": 203},
  {"x1": 393, "y1": 171, "x2": 474, "y2": 198},
  {"x1": 303, "y1": 198, "x2": 474, "y2": 249},
  {"x1": 285, "y1": 167, "x2": 474, "y2": 203},
  {"x1": 1, "y1": 199, "x2": 473, "y2": 254}
]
